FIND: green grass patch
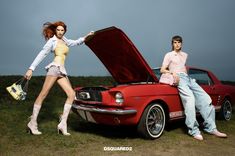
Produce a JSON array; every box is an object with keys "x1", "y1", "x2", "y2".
[{"x1": 1, "y1": 76, "x2": 235, "y2": 156}]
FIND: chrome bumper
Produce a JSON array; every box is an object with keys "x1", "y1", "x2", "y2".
[{"x1": 72, "y1": 104, "x2": 137, "y2": 115}]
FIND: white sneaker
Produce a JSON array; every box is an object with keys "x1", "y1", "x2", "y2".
[
  {"x1": 211, "y1": 130, "x2": 227, "y2": 138},
  {"x1": 193, "y1": 134, "x2": 203, "y2": 141}
]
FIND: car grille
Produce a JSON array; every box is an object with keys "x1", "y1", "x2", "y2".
[{"x1": 76, "y1": 87, "x2": 108, "y2": 102}]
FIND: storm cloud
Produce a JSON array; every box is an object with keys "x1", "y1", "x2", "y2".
[{"x1": 0, "y1": 0, "x2": 235, "y2": 81}]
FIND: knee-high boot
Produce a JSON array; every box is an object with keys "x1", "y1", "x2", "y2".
[
  {"x1": 27, "y1": 104, "x2": 42, "y2": 135},
  {"x1": 57, "y1": 103, "x2": 72, "y2": 136}
]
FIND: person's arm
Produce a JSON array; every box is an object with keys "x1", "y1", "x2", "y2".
[
  {"x1": 160, "y1": 53, "x2": 171, "y2": 74},
  {"x1": 160, "y1": 53, "x2": 178, "y2": 77},
  {"x1": 160, "y1": 66, "x2": 179, "y2": 81},
  {"x1": 25, "y1": 39, "x2": 53, "y2": 79},
  {"x1": 160, "y1": 66, "x2": 172, "y2": 74},
  {"x1": 65, "y1": 31, "x2": 94, "y2": 46},
  {"x1": 66, "y1": 37, "x2": 85, "y2": 46}
]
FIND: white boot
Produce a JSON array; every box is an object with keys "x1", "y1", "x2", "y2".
[
  {"x1": 57, "y1": 103, "x2": 72, "y2": 136},
  {"x1": 27, "y1": 104, "x2": 42, "y2": 135}
]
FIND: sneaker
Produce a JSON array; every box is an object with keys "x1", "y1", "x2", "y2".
[
  {"x1": 193, "y1": 134, "x2": 203, "y2": 141},
  {"x1": 211, "y1": 130, "x2": 227, "y2": 138}
]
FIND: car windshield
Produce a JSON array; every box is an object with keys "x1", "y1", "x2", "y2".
[
  {"x1": 188, "y1": 69, "x2": 214, "y2": 85},
  {"x1": 152, "y1": 68, "x2": 161, "y2": 79}
]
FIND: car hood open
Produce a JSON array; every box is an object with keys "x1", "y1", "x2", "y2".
[{"x1": 85, "y1": 26, "x2": 158, "y2": 84}]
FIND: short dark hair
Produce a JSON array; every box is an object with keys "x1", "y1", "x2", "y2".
[{"x1": 171, "y1": 35, "x2": 183, "y2": 50}]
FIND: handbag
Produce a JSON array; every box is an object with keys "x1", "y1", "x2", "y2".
[
  {"x1": 6, "y1": 77, "x2": 29, "y2": 100},
  {"x1": 159, "y1": 73, "x2": 178, "y2": 86}
]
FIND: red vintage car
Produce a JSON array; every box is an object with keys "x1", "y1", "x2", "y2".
[{"x1": 72, "y1": 27, "x2": 235, "y2": 139}]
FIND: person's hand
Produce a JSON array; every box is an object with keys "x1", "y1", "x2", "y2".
[
  {"x1": 84, "y1": 31, "x2": 95, "y2": 41},
  {"x1": 25, "y1": 69, "x2": 33, "y2": 80},
  {"x1": 172, "y1": 72, "x2": 180, "y2": 85},
  {"x1": 88, "y1": 31, "x2": 94, "y2": 36}
]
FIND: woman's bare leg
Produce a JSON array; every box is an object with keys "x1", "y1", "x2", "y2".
[
  {"x1": 56, "y1": 77, "x2": 75, "y2": 135},
  {"x1": 28, "y1": 76, "x2": 58, "y2": 135},
  {"x1": 57, "y1": 77, "x2": 75, "y2": 104},
  {"x1": 34, "y1": 76, "x2": 59, "y2": 105}
]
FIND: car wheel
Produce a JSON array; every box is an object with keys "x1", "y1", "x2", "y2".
[
  {"x1": 219, "y1": 99, "x2": 232, "y2": 121},
  {"x1": 137, "y1": 103, "x2": 165, "y2": 139}
]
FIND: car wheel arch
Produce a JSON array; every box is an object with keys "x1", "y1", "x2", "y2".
[{"x1": 137, "y1": 99, "x2": 169, "y2": 123}]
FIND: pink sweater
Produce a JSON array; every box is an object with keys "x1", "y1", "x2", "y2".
[{"x1": 162, "y1": 51, "x2": 188, "y2": 73}]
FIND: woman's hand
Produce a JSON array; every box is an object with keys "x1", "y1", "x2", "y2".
[
  {"x1": 84, "y1": 31, "x2": 95, "y2": 41},
  {"x1": 25, "y1": 69, "x2": 33, "y2": 80},
  {"x1": 88, "y1": 31, "x2": 95, "y2": 36}
]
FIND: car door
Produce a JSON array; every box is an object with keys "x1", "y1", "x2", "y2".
[{"x1": 188, "y1": 69, "x2": 219, "y2": 106}]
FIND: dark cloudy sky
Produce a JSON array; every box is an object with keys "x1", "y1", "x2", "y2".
[{"x1": 1, "y1": 0, "x2": 235, "y2": 81}]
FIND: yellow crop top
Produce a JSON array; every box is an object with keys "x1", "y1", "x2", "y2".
[{"x1": 53, "y1": 43, "x2": 69, "y2": 65}]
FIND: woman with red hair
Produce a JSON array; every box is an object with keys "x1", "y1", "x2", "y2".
[{"x1": 25, "y1": 21, "x2": 94, "y2": 135}]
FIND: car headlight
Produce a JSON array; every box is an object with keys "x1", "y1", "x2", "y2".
[{"x1": 115, "y1": 92, "x2": 124, "y2": 104}]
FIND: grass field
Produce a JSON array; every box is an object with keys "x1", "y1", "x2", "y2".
[{"x1": 1, "y1": 76, "x2": 235, "y2": 156}]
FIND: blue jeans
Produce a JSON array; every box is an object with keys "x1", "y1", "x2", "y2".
[{"x1": 177, "y1": 73, "x2": 216, "y2": 136}]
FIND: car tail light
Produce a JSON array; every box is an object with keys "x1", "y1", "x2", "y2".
[{"x1": 115, "y1": 92, "x2": 124, "y2": 104}]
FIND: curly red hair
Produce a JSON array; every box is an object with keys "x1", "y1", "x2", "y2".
[{"x1": 42, "y1": 21, "x2": 67, "y2": 40}]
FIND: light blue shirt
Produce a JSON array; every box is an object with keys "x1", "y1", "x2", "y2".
[{"x1": 29, "y1": 35, "x2": 85, "y2": 71}]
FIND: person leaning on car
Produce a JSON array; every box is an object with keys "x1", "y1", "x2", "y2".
[{"x1": 160, "y1": 35, "x2": 227, "y2": 141}]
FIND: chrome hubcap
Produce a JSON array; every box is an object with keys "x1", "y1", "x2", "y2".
[
  {"x1": 223, "y1": 100, "x2": 232, "y2": 120},
  {"x1": 146, "y1": 106, "x2": 164, "y2": 136}
]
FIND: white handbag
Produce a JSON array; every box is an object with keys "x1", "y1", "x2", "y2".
[{"x1": 6, "y1": 77, "x2": 29, "y2": 100}]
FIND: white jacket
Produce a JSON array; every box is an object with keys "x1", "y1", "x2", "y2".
[{"x1": 29, "y1": 35, "x2": 85, "y2": 71}]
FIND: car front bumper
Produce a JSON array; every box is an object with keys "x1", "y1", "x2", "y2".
[{"x1": 72, "y1": 104, "x2": 137, "y2": 115}]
